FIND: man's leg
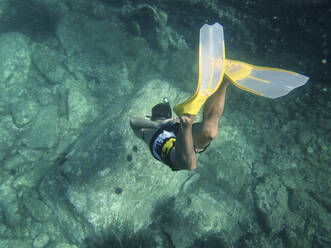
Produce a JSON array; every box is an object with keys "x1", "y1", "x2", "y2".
[{"x1": 192, "y1": 80, "x2": 229, "y2": 149}]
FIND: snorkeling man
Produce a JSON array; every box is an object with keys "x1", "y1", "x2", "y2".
[
  {"x1": 129, "y1": 80, "x2": 228, "y2": 171},
  {"x1": 129, "y1": 21, "x2": 309, "y2": 172}
]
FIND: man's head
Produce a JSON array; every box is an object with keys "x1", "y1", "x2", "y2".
[{"x1": 151, "y1": 98, "x2": 172, "y2": 121}]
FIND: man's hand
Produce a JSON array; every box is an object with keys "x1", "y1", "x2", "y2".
[{"x1": 179, "y1": 114, "x2": 195, "y2": 127}]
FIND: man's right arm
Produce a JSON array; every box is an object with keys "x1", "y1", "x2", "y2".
[{"x1": 171, "y1": 115, "x2": 197, "y2": 171}]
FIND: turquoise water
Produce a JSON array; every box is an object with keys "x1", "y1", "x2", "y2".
[{"x1": 0, "y1": 1, "x2": 330, "y2": 247}]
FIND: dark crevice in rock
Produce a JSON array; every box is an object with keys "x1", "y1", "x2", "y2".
[
  {"x1": 190, "y1": 232, "x2": 228, "y2": 248},
  {"x1": 253, "y1": 206, "x2": 271, "y2": 235},
  {"x1": 276, "y1": 228, "x2": 290, "y2": 248},
  {"x1": 56, "y1": 154, "x2": 68, "y2": 167},
  {"x1": 287, "y1": 187, "x2": 296, "y2": 212},
  {"x1": 250, "y1": 162, "x2": 270, "y2": 235},
  {"x1": 56, "y1": 88, "x2": 69, "y2": 119}
]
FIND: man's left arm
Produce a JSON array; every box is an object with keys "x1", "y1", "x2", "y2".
[{"x1": 129, "y1": 117, "x2": 159, "y2": 130}]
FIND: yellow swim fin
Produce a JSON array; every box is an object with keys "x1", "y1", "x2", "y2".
[
  {"x1": 173, "y1": 23, "x2": 225, "y2": 116},
  {"x1": 224, "y1": 59, "x2": 309, "y2": 98}
]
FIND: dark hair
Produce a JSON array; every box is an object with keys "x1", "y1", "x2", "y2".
[{"x1": 151, "y1": 102, "x2": 172, "y2": 121}]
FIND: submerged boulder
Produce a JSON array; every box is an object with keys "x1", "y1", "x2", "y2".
[
  {"x1": 22, "y1": 105, "x2": 59, "y2": 149},
  {"x1": 10, "y1": 99, "x2": 38, "y2": 128},
  {"x1": 0, "y1": 32, "x2": 31, "y2": 100}
]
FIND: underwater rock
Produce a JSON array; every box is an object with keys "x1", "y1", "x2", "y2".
[
  {"x1": 31, "y1": 44, "x2": 69, "y2": 85},
  {"x1": 318, "y1": 118, "x2": 331, "y2": 130},
  {"x1": 284, "y1": 213, "x2": 307, "y2": 247},
  {"x1": 22, "y1": 105, "x2": 59, "y2": 149},
  {"x1": 23, "y1": 196, "x2": 52, "y2": 222},
  {"x1": 159, "y1": 191, "x2": 247, "y2": 248},
  {"x1": 0, "y1": 101, "x2": 7, "y2": 115},
  {"x1": 12, "y1": 160, "x2": 53, "y2": 190},
  {"x1": 18, "y1": 147, "x2": 43, "y2": 162},
  {"x1": 0, "y1": 128, "x2": 14, "y2": 161},
  {"x1": 57, "y1": 14, "x2": 135, "y2": 63},
  {"x1": 33, "y1": 233, "x2": 50, "y2": 248},
  {"x1": 2, "y1": 153, "x2": 30, "y2": 173},
  {"x1": 64, "y1": 152, "x2": 189, "y2": 232},
  {"x1": 2, "y1": 201, "x2": 20, "y2": 228},
  {"x1": 92, "y1": 63, "x2": 134, "y2": 102},
  {"x1": 0, "y1": 116, "x2": 17, "y2": 161},
  {"x1": 255, "y1": 176, "x2": 289, "y2": 234},
  {"x1": 287, "y1": 190, "x2": 331, "y2": 247},
  {"x1": 0, "y1": 223, "x2": 8, "y2": 237},
  {"x1": 0, "y1": 32, "x2": 31, "y2": 100},
  {"x1": 67, "y1": 87, "x2": 98, "y2": 130},
  {"x1": 47, "y1": 242, "x2": 78, "y2": 248},
  {"x1": 38, "y1": 172, "x2": 88, "y2": 244},
  {"x1": 123, "y1": 4, "x2": 187, "y2": 51},
  {"x1": 0, "y1": 239, "x2": 32, "y2": 248},
  {"x1": 137, "y1": 223, "x2": 174, "y2": 248},
  {"x1": 162, "y1": 48, "x2": 196, "y2": 92},
  {"x1": 298, "y1": 129, "x2": 314, "y2": 145},
  {"x1": 10, "y1": 99, "x2": 38, "y2": 128},
  {"x1": 56, "y1": 13, "x2": 153, "y2": 102},
  {"x1": 123, "y1": 3, "x2": 167, "y2": 51},
  {"x1": 0, "y1": 174, "x2": 20, "y2": 228}
]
